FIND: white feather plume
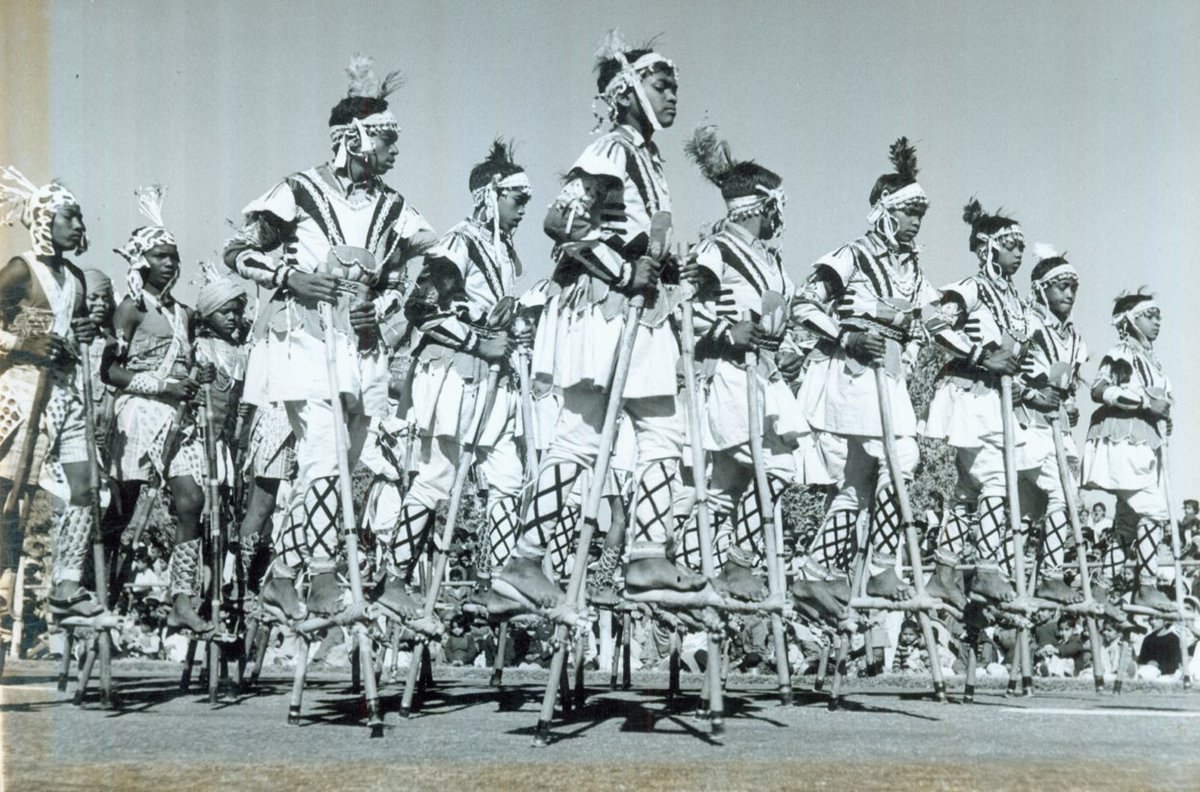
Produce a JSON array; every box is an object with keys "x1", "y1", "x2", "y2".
[
  {"x1": 345, "y1": 53, "x2": 403, "y2": 99},
  {"x1": 0, "y1": 165, "x2": 37, "y2": 226},
  {"x1": 1031, "y1": 243, "x2": 1061, "y2": 263},
  {"x1": 134, "y1": 184, "x2": 166, "y2": 228},
  {"x1": 594, "y1": 28, "x2": 630, "y2": 63}
]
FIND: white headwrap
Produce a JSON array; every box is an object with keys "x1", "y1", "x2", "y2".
[
  {"x1": 592, "y1": 30, "x2": 677, "y2": 133},
  {"x1": 976, "y1": 223, "x2": 1024, "y2": 281},
  {"x1": 472, "y1": 171, "x2": 531, "y2": 264},
  {"x1": 0, "y1": 166, "x2": 88, "y2": 257}
]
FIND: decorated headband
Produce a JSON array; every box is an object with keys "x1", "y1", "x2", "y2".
[
  {"x1": 114, "y1": 185, "x2": 178, "y2": 303},
  {"x1": 868, "y1": 139, "x2": 928, "y2": 250},
  {"x1": 1113, "y1": 298, "x2": 1159, "y2": 330},
  {"x1": 471, "y1": 171, "x2": 531, "y2": 271},
  {"x1": 329, "y1": 55, "x2": 403, "y2": 170},
  {"x1": 0, "y1": 166, "x2": 87, "y2": 257},
  {"x1": 726, "y1": 184, "x2": 788, "y2": 224},
  {"x1": 592, "y1": 30, "x2": 677, "y2": 132},
  {"x1": 1030, "y1": 244, "x2": 1078, "y2": 289}
]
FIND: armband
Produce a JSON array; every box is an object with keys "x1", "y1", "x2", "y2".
[
  {"x1": 967, "y1": 345, "x2": 985, "y2": 368},
  {"x1": 614, "y1": 260, "x2": 633, "y2": 290},
  {"x1": 1101, "y1": 385, "x2": 1144, "y2": 409},
  {"x1": 0, "y1": 330, "x2": 17, "y2": 354},
  {"x1": 126, "y1": 373, "x2": 165, "y2": 395}
]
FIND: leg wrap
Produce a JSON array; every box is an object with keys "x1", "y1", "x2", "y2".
[
  {"x1": 546, "y1": 507, "x2": 580, "y2": 578},
  {"x1": 808, "y1": 509, "x2": 858, "y2": 575},
  {"x1": 481, "y1": 494, "x2": 520, "y2": 576},
  {"x1": 516, "y1": 462, "x2": 582, "y2": 559},
  {"x1": 712, "y1": 512, "x2": 732, "y2": 569},
  {"x1": 730, "y1": 474, "x2": 788, "y2": 563},
  {"x1": 631, "y1": 460, "x2": 676, "y2": 552},
  {"x1": 975, "y1": 496, "x2": 1008, "y2": 565},
  {"x1": 869, "y1": 485, "x2": 905, "y2": 561},
  {"x1": 1134, "y1": 519, "x2": 1161, "y2": 582},
  {"x1": 51, "y1": 504, "x2": 92, "y2": 585},
  {"x1": 239, "y1": 539, "x2": 260, "y2": 589},
  {"x1": 938, "y1": 506, "x2": 972, "y2": 558},
  {"x1": 168, "y1": 537, "x2": 202, "y2": 598},
  {"x1": 675, "y1": 513, "x2": 704, "y2": 573},
  {"x1": 302, "y1": 476, "x2": 342, "y2": 564},
  {"x1": 1040, "y1": 509, "x2": 1071, "y2": 578},
  {"x1": 1100, "y1": 539, "x2": 1128, "y2": 584},
  {"x1": 272, "y1": 488, "x2": 307, "y2": 574},
  {"x1": 388, "y1": 503, "x2": 435, "y2": 580},
  {"x1": 591, "y1": 544, "x2": 621, "y2": 589}
]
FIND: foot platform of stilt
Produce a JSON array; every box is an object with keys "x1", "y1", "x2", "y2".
[
  {"x1": 933, "y1": 681, "x2": 947, "y2": 702},
  {"x1": 532, "y1": 719, "x2": 551, "y2": 748},
  {"x1": 848, "y1": 595, "x2": 946, "y2": 613},
  {"x1": 962, "y1": 684, "x2": 975, "y2": 704},
  {"x1": 287, "y1": 705, "x2": 301, "y2": 725}
]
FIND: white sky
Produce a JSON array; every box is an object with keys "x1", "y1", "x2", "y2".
[{"x1": 4, "y1": 0, "x2": 1198, "y2": 501}]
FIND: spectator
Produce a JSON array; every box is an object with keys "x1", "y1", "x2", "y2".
[
  {"x1": 1180, "y1": 499, "x2": 1199, "y2": 560},
  {"x1": 1036, "y1": 616, "x2": 1087, "y2": 677},
  {"x1": 892, "y1": 621, "x2": 927, "y2": 674},
  {"x1": 442, "y1": 617, "x2": 480, "y2": 667},
  {"x1": 1091, "y1": 503, "x2": 1112, "y2": 536},
  {"x1": 1137, "y1": 616, "x2": 1183, "y2": 679}
]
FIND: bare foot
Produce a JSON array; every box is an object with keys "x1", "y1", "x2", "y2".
[
  {"x1": 970, "y1": 566, "x2": 1016, "y2": 603},
  {"x1": 1132, "y1": 583, "x2": 1174, "y2": 613},
  {"x1": 48, "y1": 581, "x2": 103, "y2": 617},
  {"x1": 1036, "y1": 576, "x2": 1084, "y2": 605},
  {"x1": 713, "y1": 561, "x2": 767, "y2": 602},
  {"x1": 496, "y1": 556, "x2": 565, "y2": 609},
  {"x1": 924, "y1": 561, "x2": 967, "y2": 615},
  {"x1": 306, "y1": 571, "x2": 346, "y2": 617},
  {"x1": 586, "y1": 584, "x2": 621, "y2": 609},
  {"x1": 371, "y1": 573, "x2": 423, "y2": 621},
  {"x1": 790, "y1": 577, "x2": 851, "y2": 624},
  {"x1": 625, "y1": 557, "x2": 708, "y2": 594},
  {"x1": 866, "y1": 567, "x2": 911, "y2": 600},
  {"x1": 473, "y1": 587, "x2": 530, "y2": 619},
  {"x1": 166, "y1": 593, "x2": 213, "y2": 634},
  {"x1": 261, "y1": 576, "x2": 306, "y2": 621}
]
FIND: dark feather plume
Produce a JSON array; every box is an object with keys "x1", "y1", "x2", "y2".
[
  {"x1": 962, "y1": 197, "x2": 984, "y2": 226},
  {"x1": 889, "y1": 137, "x2": 919, "y2": 182},
  {"x1": 684, "y1": 125, "x2": 734, "y2": 187}
]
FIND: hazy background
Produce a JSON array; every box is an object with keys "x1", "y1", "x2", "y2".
[{"x1": 3, "y1": 0, "x2": 1198, "y2": 501}]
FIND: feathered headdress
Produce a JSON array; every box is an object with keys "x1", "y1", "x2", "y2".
[
  {"x1": 0, "y1": 166, "x2": 86, "y2": 256},
  {"x1": 1028, "y1": 243, "x2": 1078, "y2": 308},
  {"x1": 329, "y1": 54, "x2": 402, "y2": 169},
  {"x1": 867, "y1": 137, "x2": 927, "y2": 248},
  {"x1": 963, "y1": 196, "x2": 1022, "y2": 280},
  {"x1": 685, "y1": 125, "x2": 785, "y2": 228},
  {"x1": 115, "y1": 184, "x2": 178, "y2": 303},
  {"x1": 1112, "y1": 288, "x2": 1158, "y2": 337},
  {"x1": 469, "y1": 138, "x2": 530, "y2": 274},
  {"x1": 591, "y1": 29, "x2": 676, "y2": 133}
]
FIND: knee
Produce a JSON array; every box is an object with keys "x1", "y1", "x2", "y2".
[{"x1": 172, "y1": 483, "x2": 205, "y2": 517}]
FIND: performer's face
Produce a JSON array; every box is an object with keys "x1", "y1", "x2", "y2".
[
  {"x1": 991, "y1": 236, "x2": 1023, "y2": 276},
  {"x1": 143, "y1": 244, "x2": 180, "y2": 290},
  {"x1": 1043, "y1": 278, "x2": 1077, "y2": 321},
  {"x1": 891, "y1": 205, "x2": 925, "y2": 245},
  {"x1": 87, "y1": 286, "x2": 115, "y2": 327},
  {"x1": 624, "y1": 68, "x2": 678, "y2": 130},
  {"x1": 1132, "y1": 307, "x2": 1161, "y2": 341},
  {"x1": 496, "y1": 189, "x2": 530, "y2": 234},
  {"x1": 206, "y1": 297, "x2": 246, "y2": 343},
  {"x1": 363, "y1": 130, "x2": 399, "y2": 176},
  {"x1": 51, "y1": 204, "x2": 86, "y2": 252}
]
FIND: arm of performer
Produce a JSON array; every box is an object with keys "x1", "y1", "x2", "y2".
[
  {"x1": 221, "y1": 184, "x2": 339, "y2": 305},
  {"x1": 689, "y1": 239, "x2": 759, "y2": 354},
  {"x1": 924, "y1": 290, "x2": 1022, "y2": 376},
  {"x1": 1089, "y1": 353, "x2": 1170, "y2": 419},
  {"x1": 404, "y1": 254, "x2": 511, "y2": 363},
  {"x1": 0, "y1": 257, "x2": 75, "y2": 364},
  {"x1": 794, "y1": 259, "x2": 887, "y2": 364},
  {"x1": 544, "y1": 171, "x2": 660, "y2": 295},
  {"x1": 101, "y1": 299, "x2": 198, "y2": 401}
]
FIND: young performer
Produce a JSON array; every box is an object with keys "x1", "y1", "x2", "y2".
[
  {"x1": 494, "y1": 31, "x2": 704, "y2": 609},
  {"x1": 922, "y1": 199, "x2": 1031, "y2": 607},
  {"x1": 82, "y1": 270, "x2": 117, "y2": 451},
  {"x1": 0, "y1": 167, "x2": 99, "y2": 617},
  {"x1": 223, "y1": 55, "x2": 435, "y2": 618},
  {"x1": 791, "y1": 139, "x2": 934, "y2": 615},
  {"x1": 1015, "y1": 246, "x2": 1087, "y2": 603},
  {"x1": 370, "y1": 140, "x2": 529, "y2": 620},
  {"x1": 1082, "y1": 291, "x2": 1173, "y2": 611},
  {"x1": 105, "y1": 186, "x2": 215, "y2": 634},
  {"x1": 683, "y1": 125, "x2": 801, "y2": 600}
]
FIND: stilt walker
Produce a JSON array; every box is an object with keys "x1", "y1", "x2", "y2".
[
  {"x1": 223, "y1": 54, "x2": 435, "y2": 733},
  {"x1": 791, "y1": 139, "x2": 940, "y2": 661},
  {"x1": 1082, "y1": 291, "x2": 1188, "y2": 660},
  {"x1": 372, "y1": 140, "x2": 529, "y2": 629},
  {"x1": 0, "y1": 168, "x2": 108, "y2": 671}
]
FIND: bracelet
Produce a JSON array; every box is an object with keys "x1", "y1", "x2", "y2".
[
  {"x1": 967, "y1": 344, "x2": 985, "y2": 368},
  {"x1": 126, "y1": 372, "x2": 164, "y2": 395}
]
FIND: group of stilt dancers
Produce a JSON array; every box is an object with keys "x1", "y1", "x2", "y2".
[{"x1": 0, "y1": 31, "x2": 1194, "y2": 743}]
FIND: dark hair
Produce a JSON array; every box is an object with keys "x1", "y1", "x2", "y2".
[
  {"x1": 596, "y1": 48, "x2": 654, "y2": 93},
  {"x1": 468, "y1": 139, "x2": 524, "y2": 192},
  {"x1": 328, "y1": 96, "x2": 389, "y2": 127},
  {"x1": 962, "y1": 198, "x2": 1019, "y2": 253},
  {"x1": 718, "y1": 161, "x2": 781, "y2": 201},
  {"x1": 868, "y1": 137, "x2": 920, "y2": 205},
  {"x1": 1030, "y1": 255, "x2": 1070, "y2": 284},
  {"x1": 1112, "y1": 290, "x2": 1154, "y2": 319}
]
